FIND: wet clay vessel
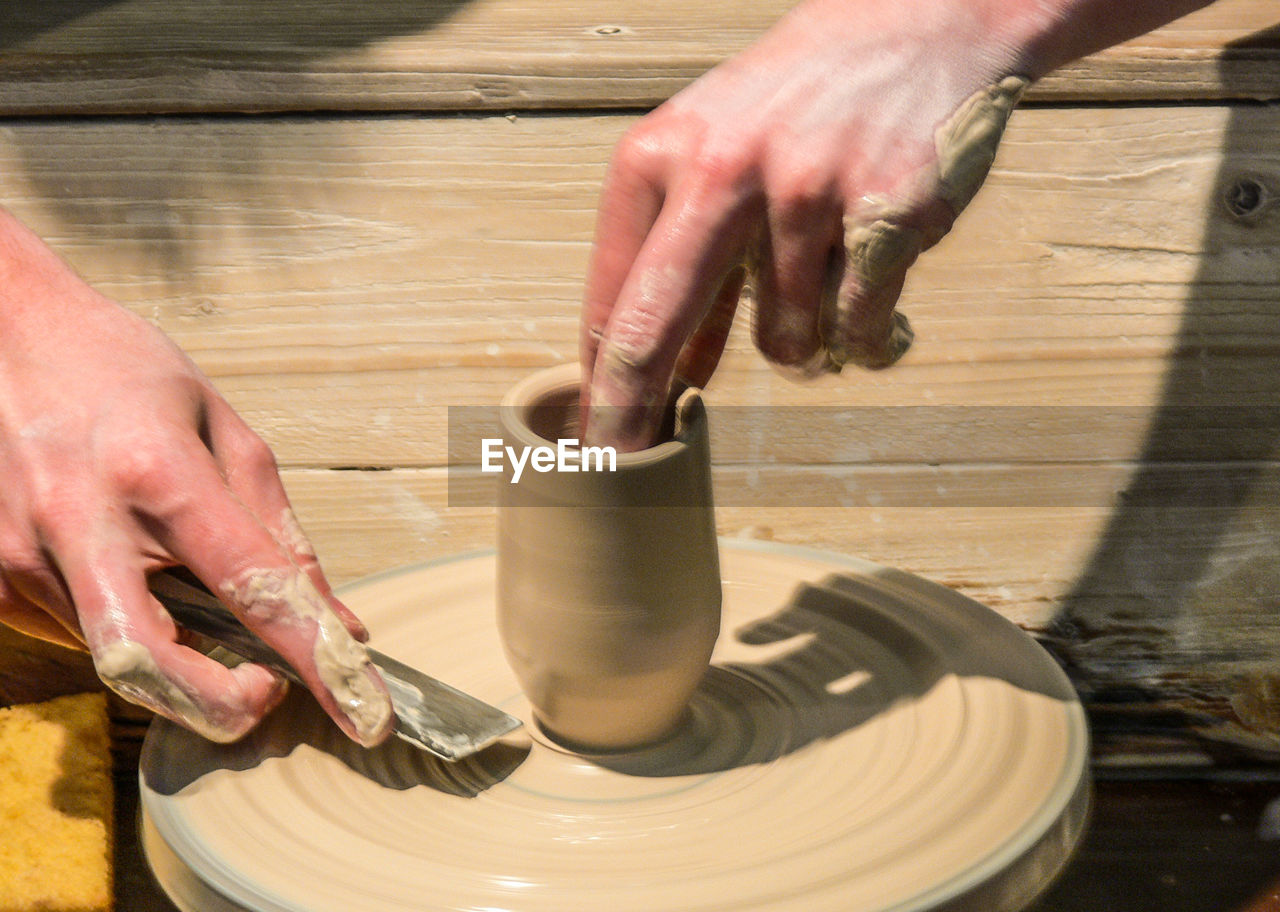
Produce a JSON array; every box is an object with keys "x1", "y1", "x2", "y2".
[{"x1": 495, "y1": 363, "x2": 721, "y2": 749}]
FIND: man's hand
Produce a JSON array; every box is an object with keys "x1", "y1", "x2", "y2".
[
  {"x1": 0, "y1": 209, "x2": 392, "y2": 745},
  {"x1": 581, "y1": 0, "x2": 1216, "y2": 451}
]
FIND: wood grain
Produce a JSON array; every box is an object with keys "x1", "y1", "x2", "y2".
[
  {"x1": 1031, "y1": 781, "x2": 1280, "y2": 912},
  {"x1": 1, "y1": 105, "x2": 1276, "y2": 466},
  {"x1": 0, "y1": 2, "x2": 1276, "y2": 895},
  {"x1": 0, "y1": 0, "x2": 1274, "y2": 115},
  {"x1": 1, "y1": 18, "x2": 1278, "y2": 762},
  {"x1": 281, "y1": 460, "x2": 1280, "y2": 757}
]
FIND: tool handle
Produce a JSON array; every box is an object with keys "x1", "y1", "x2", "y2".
[{"x1": 149, "y1": 569, "x2": 302, "y2": 684}]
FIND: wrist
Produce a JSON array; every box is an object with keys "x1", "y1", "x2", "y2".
[
  {"x1": 779, "y1": 0, "x2": 1057, "y2": 87},
  {"x1": 978, "y1": 0, "x2": 1218, "y2": 80}
]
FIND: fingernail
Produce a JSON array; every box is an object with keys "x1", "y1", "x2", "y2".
[{"x1": 332, "y1": 597, "x2": 371, "y2": 642}]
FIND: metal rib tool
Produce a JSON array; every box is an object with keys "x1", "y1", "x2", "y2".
[{"x1": 150, "y1": 568, "x2": 522, "y2": 761}]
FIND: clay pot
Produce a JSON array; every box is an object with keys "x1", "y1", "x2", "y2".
[{"x1": 495, "y1": 363, "x2": 721, "y2": 750}]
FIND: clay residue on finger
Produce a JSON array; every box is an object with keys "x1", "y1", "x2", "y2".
[
  {"x1": 583, "y1": 345, "x2": 668, "y2": 451},
  {"x1": 934, "y1": 75, "x2": 1030, "y2": 214},
  {"x1": 276, "y1": 507, "x2": 317, "y2": 561},
  {"x1": 823, "y1": 217, "x2": 918, "y2": 370},
  {"x1": 221, "y1": 568, "x2": 392, "y2": 745},
  {"x1": 829, "y1": 312, "x2": 913, "y2": 371},
  {"x1": 93, "y1": 639, "x2": 277, "y2": 742},
  {"x1": 843, "y1": 218, "x2": 922, "y2": 288},
  {"x1": 865, "y1": 309, "x2": 915, "y2": 369}
]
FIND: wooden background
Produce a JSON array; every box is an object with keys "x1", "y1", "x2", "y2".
[
  {"x1": 2, "y1": 2, "x2": 1280, "y2": 909},
  {"x1": 1, "y1": 0, "x2": 1279, "y2": 762}
]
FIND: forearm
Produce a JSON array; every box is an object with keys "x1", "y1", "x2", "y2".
[
  {"x1": 993, "y1": 0, "x2": 1219, "y2": 78},
  {"x1": 786, "y1": 0, "x2": 1217, "y2": 81}
]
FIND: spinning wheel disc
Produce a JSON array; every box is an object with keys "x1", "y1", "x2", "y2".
[{"x1": 141, "y1": 541, "x2": 1088, "y2": 912}]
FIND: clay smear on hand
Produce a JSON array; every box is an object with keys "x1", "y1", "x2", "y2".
[
  {"x1": 276, "y1": 507, "x2": 318, "y2": 562},
  {"x1": 935, "y1": 75, "x2": 1029, "y2": 214},
  {"x1": 221, "y1": 568, "x2": 392, "y2": 745},
  {"x1": 827, "y1": 76, "x2": 1027, "y2": 371},
  {"x1": 94, "y1": 639, "x2": 284, "y2": 743}
]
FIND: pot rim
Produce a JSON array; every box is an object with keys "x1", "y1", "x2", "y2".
[{"x1": 498, "y1": 362, "x2": 702, "y2": 467}]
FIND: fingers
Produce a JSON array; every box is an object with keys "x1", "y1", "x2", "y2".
[
  {"x1": 13, "y1": 406, "x2": 390, "y2": 746},
  {"x1": 580, "y1": 134, "x2": 667, "y2": 426},
  {"x1": 750, "y1": 192, "x2": 843, "y2": 377},
  {"x1": 63, "y1": 545, "x2": 288, "y2": 743},
  {"x1": 114, "y1": 438, "x2": 393, "y2": 747},
  {"x1": 674, "y1": 264, "x2": 746, "y2": 390},
  {"x1": 586, "y1": 184, "x2": 756, "y2": 451},
  {"x1": 201, "y1": 395, "x2": 368, "y2": 642},
  {"x1": 582, "y1": 70, "x2": 1026, "y2": 443},
  {"x1": 586, "y1": 191, "x2": 931, "y2": 438},
  {"x1": 822, "y1": 215, "x2": 923, "y2": 370},
  {"x1": 798, "y1": 75, "x2": 1029, "y2": 369}
]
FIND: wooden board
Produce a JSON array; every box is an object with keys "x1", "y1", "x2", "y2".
[
  {"x1": 1031, "y1": 781, "x2": 1280, "y2": 912},
  {"x1": 275, "y1": 461, "x2": 1280, "y2": 760},
  {"x1": 2, "y1": 105, "x2": 1276, "y2": 466},
  {"x1": 1, "y1": 45, "x2": 1279, "y2": 761},
  {"x1": 274, "y1": 467, "x2": 1244, "y2": 618},
  {"x1": 0, "y1": 0, "x2": 1275, "y2": 115},
  {"x1": 1, "y1": 1, "x2": 1277, "y2": 895}
]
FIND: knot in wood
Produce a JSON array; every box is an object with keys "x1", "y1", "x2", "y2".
[{"x1": 1224, "y1": 176, "x2": 1268, "y2": 220}]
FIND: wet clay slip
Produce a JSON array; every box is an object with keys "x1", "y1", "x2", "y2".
[
  {"x1": 140, "y1": 543, "x2": 1090, "y2": 912},
  {"x1": 495, "y1": 363, "x2": 721, "y2": 749}
]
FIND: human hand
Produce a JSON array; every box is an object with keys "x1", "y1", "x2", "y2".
[
  {"x1": 580, "y1": 0, "x2": 1042, "y2": 450},
  {"x1": 0, "y1": 209, "x2": 392, "y2": 745}
]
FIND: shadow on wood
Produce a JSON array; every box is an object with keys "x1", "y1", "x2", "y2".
[
  {"x1": 1, "y1": 0, "x2": 476, "y2": 293},
  {"x1": 0, "y1": 0, "x2": 476, "y2": 55},
  {"x1": 0, "y1": 1, "x2": 126, "y2": 49},
  {"x1": 1031, "y1": 781, "x2": 1280, "y2": 912},
  {"x1": 1047, "y1": 24, "x2": 1280, "y2": 763}
]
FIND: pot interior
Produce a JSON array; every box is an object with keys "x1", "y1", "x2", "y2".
[
  {"x1": 524, "y1": 387, "x2": 580, "y2": 442},
  {"x1": 522, "y1": 382, "x2": 679, "y2": 445}
]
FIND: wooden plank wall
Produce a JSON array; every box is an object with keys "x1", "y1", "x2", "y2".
[
  {"x1": 0, "y1": 0, "x2": 1277, "y2": 111},
  {"x1": 1, "y1": 0, "x2": 1279, "y2": 764}
]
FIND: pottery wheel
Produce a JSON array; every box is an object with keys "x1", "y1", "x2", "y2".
[{"x1": 140, "y1": 541, "x2": 1089, "y2": 912}]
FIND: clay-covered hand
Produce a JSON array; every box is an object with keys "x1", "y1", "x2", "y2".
[
  {"x1": 580, "y1": 0, "x2": 1214, "y2": 451},
  {"x1": 580, "y1": 0, "x2": 1039, "y2": 450},
  {"x1": 0, "y1": 210, "x2": 392, "y2": 745}
]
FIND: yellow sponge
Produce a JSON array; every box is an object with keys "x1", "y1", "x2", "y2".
[{"x1": 0, "y1": 692, "x2": 113, "y2": 912}]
